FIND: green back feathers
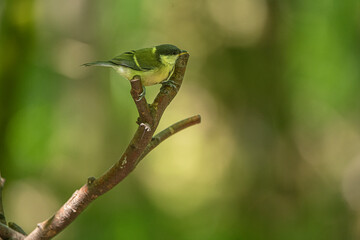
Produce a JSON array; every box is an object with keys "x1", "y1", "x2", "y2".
[
  {"x1": 83, "y1": 44, "x2": 182, "y2": 71},
  {"x1": 110, "y1": 48, "x2": 160, "y2": 71}
]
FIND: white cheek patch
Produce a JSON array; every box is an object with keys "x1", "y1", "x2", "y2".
[{"x1": 160, "y1": 55, "x2": 178, "y2": 66}]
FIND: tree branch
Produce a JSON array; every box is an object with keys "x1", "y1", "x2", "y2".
[
  {"x1": 138, "y1": 114, "x2": 201, "y2": 164},
  {"x1": 0, "y1": 222, "x2": 25, "y2": 240},
  {"x1": 151, "y1": 51, "x2": 189, "y2": 124},
  {"x1": 23, "y1": 53, "x2": 193, "y2": 240},
  {"x1": 130, "y1": 77, "x2": 152, "y2": 125}
]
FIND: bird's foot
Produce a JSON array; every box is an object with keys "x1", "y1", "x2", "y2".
[
  {"x1": 140, "y1": 123, "x2": 151, "y2": 132},
  {"x1": 136, "y1": 86, "x2": 146, "y2": 101},
  {"x1": 161, "y1": 79, "x2": 179, "y2": 91}
]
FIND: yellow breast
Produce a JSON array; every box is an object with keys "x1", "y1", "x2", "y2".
[{"x1": 114, "y1": 55, "x2": 177, "y2": 86}]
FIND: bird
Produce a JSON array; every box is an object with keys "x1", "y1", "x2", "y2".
[{"x1": 83, "y1": 44, "x2": 187, "y2": 97}]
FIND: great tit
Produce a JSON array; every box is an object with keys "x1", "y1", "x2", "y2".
[{"x1": 83, "y1": 44, "x2": 187, "y2": 90}]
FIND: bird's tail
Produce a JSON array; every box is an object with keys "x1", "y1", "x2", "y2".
[{"x1": 82, "y1": 61, "x2": 115, "y2": 68}]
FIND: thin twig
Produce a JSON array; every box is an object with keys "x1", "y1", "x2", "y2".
[
  {"x1": 24, "y1": 53, "x2": 192, "y2": 240},
  {"x1": 0, "y1": 222, "x2": 25, "y2": 240},
  {"x1": 138, "y1": 114, "x2": 201, "y2": 164}
]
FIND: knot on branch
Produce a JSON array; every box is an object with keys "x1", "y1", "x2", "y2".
[{"x1": 87, "y1": 177, "x2": 96, "y2": 185}]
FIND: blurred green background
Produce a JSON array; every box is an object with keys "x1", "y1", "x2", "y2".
[{"x1": 1, "y1": 0, "x2": 360, "y2": 239}]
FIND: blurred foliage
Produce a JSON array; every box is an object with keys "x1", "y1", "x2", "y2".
[{"x1": 1, "y1": 0, "x2": 360, "y2": 239}]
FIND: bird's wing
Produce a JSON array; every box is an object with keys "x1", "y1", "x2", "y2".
[
  {"x1": 110, "y1": 51, "x2": 142, "y2": 71},
  {"x1": 110, "y1": 48, "x2": 160, "y2": 71},
  {"x1": 133, "y1": 48, "x2": 161, "y2": 70}
]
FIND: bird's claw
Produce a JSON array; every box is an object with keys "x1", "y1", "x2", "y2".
[
  {"x1": 161, "y1": 79, "x2": 179, "y2": 91},
  {"x1": 136, "y1": 86, "x2": 146, "y2": 101},
  {"x1": 140, "y1": 123, "x2": 151, "y2": 132}
]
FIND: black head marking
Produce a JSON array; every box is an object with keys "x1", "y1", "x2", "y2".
[{"x1": 155, "y1": 44, "x2": 182, "y2": 56}]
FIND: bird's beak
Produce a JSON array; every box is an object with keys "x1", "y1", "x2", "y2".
[{"x1": 179, "y1": 50, "x2": 188, "y2": 56}]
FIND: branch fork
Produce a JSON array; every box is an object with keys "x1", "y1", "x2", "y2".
[{"x1": 0, "y1": 53, "x2": 201, "y2": 240}]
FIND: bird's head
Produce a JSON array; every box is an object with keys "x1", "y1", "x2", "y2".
[{"x1": 155, "y1": 44, "x2": 187, "y2": 66}]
